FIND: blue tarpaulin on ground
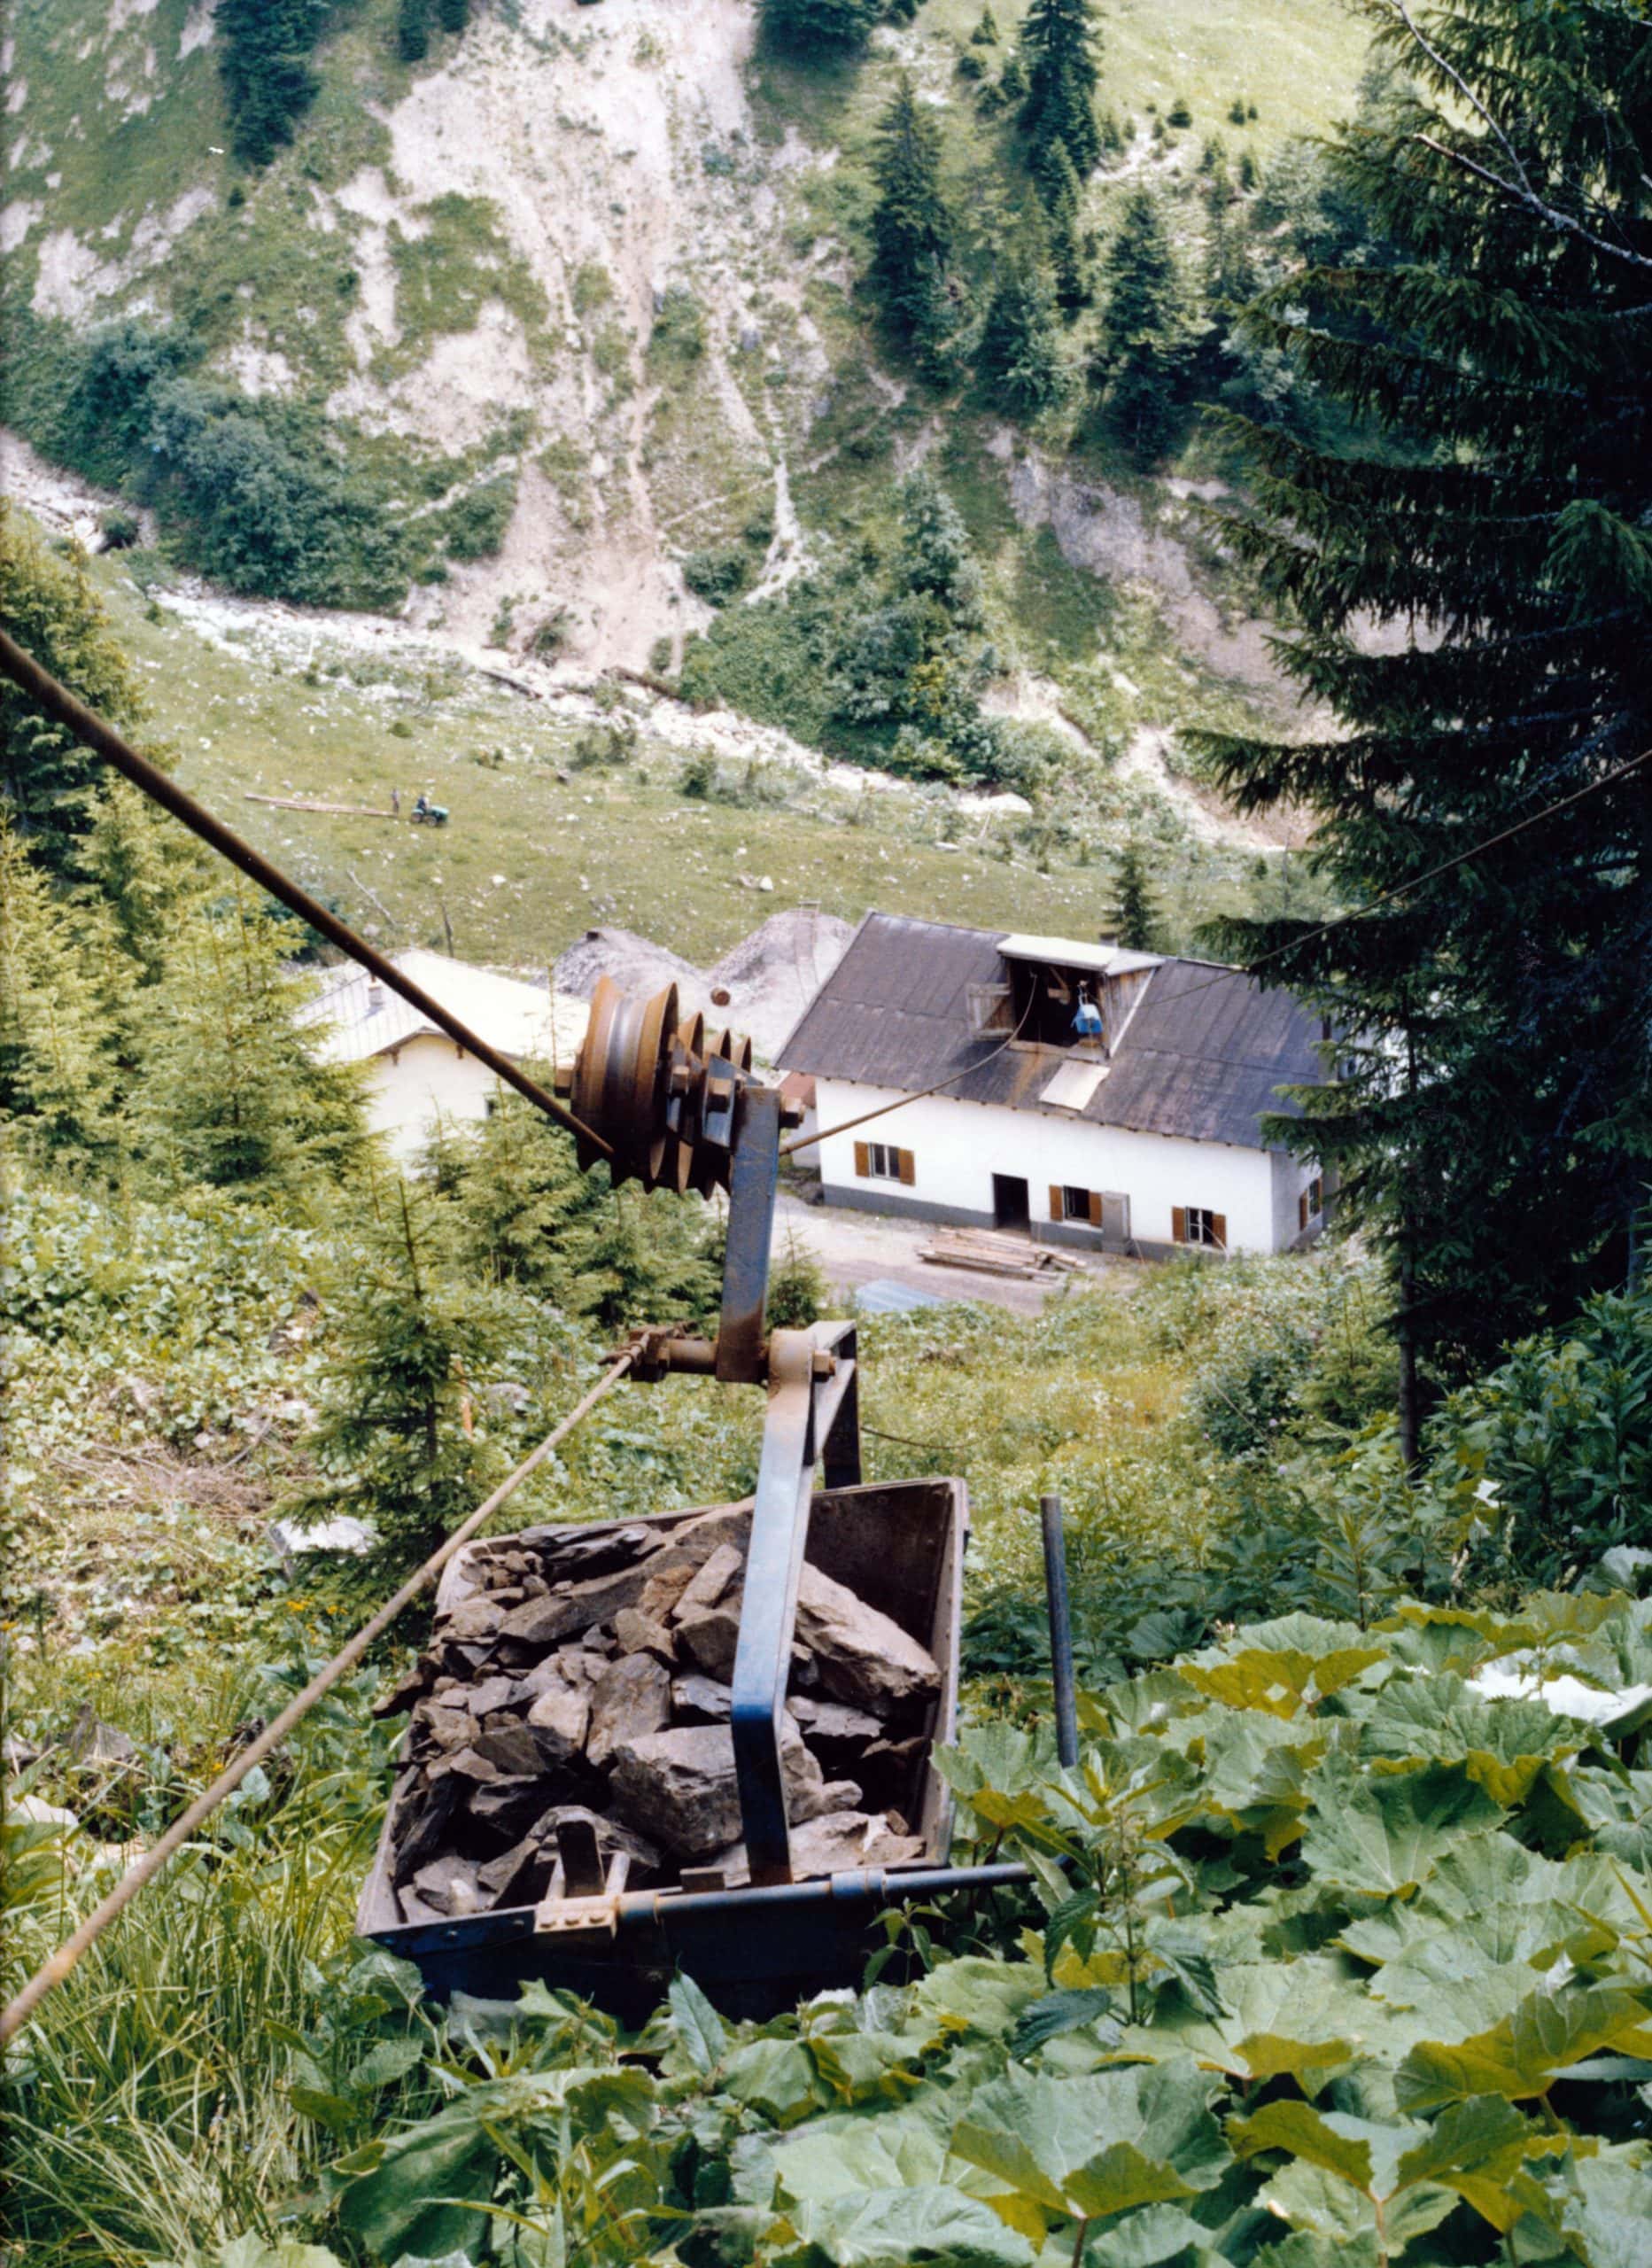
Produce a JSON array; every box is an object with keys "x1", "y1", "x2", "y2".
[{"x1": 851, "y1": 1278, "x2": 945, "y2": 1313}]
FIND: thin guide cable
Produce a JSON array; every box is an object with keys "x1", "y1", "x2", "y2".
[
  {"x1": 0, "y1": 1355, "x2": 635, "y2": 2050},
  {"x1": 786, "y1": 742, "x2": 1652, "y2": 1158}
]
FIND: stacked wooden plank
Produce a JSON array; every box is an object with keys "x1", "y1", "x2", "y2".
[{"x1": 918, "y1": 1227, "x2": 1085, "y2": 1278}]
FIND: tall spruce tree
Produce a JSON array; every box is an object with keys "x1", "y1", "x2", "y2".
[
  {"x1": 398, "y1": 0, "x2": 430, "y2": 63},
  {"x1": 217, "y1": 0, "x2": 329, "y2": 167},
  {"x1": 0, "y1": 506, "x2": 149, "y2": 881},
  {"x1": 1108, "y1": 839, "x2": 1160, "y2": 952},
  {"x1": 291, "y1": 1178, "x2": 507, "y2": 1571},
  {"x1": 1042, "y1": 143, "x2": 1091, "y2": 312},
  {"x1": 446, "y1": 1089, "x2": 719, "y2": 1329},
  {"x1": 1092, "y1": 187, "x2": 1189, "y2": 462},
  {"x1": 1198, "y1": 0, "x2": 1652, "y2": 1444},
  {"x1": 1020, "y1": 0, "x2": 1102, "y2": 189},
  {"x1": 976, "y1": 245, "x2": 1066, "y2": 416},
  {"x1": 134, "y1": 884, "x2": 368, "y2": 1198},
  {"x1": 0, "y1": 822, "x2": 128, "y2": 1173},
  {"x1": 868, "y1": 74, "x2": 958, "y2": 377},
  {"x1": 760, "y1": 0, "x2": 880, "y2": 54}
]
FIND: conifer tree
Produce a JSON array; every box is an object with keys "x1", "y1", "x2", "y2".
[
  {"x1": 217, "y1": 0, "x2": 328, "y2": 167},
  {"x1": 398, "y1": 0, "x2": 430, "y2": 63},
  {"x1": 868, "y1": 74, "x2": 959, "y2": 377},
  {"x1": 0, "y1": 823, "x2": 127, "y2": 1172},
  {"x1": 1108, "y1": 839, "x2": 1160, "y2": 952},
  {"x1": 976, "y1": 245, "x2": 1066, "y2": 417},
  {"x1": 1092, "y1": 188, "x2": 1189, "y2": 462},
  {"x1": 436, "y1": 0, "x2": 469, "y2": 32},
  {"x1": 134, "y1": 884, "x2": 367, "y2": 1198},
  {"x1": 1041, "y1": 143, "x2": 1091, "y2": 312},
  {"x1": 292, "y1": 1178, "x2": 508, "y2": 1570},
  {"x1": 446, "y1": 1089, "x2": 719, "y2": 1330},
  {"x1": 1, "y1": 505, "x2": 148, "y2": 881},
  {"x1": 1020, "y1": 0, "x2": 1102, "y2": 188},
  {"x1": 1198, "y1": 0, "x2": 1652, "y2": 1433},
  {"x1": 760, "y1": 0, "x2": 880, "y2": 55}
]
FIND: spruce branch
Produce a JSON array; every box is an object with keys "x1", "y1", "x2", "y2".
[{"x1": 1411, "y1": 134, "x2": 1652, "y2": 272}]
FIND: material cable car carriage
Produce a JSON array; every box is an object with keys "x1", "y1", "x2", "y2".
[{"x1": 357, "y1": 980, "x2": 1028, "y2": 2016}]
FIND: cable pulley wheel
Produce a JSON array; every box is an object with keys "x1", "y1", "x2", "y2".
[{"x1": 570, "y1": 975, "x2": 679, "y2": 1189}]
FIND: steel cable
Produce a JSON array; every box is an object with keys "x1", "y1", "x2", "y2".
[{"x1": 0, "y1": 627, "x2": 612, "y2": 1158}]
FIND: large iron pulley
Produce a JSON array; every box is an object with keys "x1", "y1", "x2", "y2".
[{"x1": 562, "y1": 976, "x2": 762, "y2": 1197}]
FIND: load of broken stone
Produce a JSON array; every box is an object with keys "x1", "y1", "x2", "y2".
[{"x1": 375, "y1": 1500, "x2": 944, "y2": 1923}]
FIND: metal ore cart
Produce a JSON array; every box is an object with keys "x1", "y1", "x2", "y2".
[{"x1": 354, "y1": 980, "x2": 1035, "y2": 2017}]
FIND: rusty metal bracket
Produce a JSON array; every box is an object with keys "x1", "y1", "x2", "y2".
[{"x1": 729, "y1": 1320, "x2": 859, "y2": 1889}]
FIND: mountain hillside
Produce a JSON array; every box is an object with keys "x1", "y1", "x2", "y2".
[{"x1": 2, "y1": 0, "x2": 1370, "y2": 694}]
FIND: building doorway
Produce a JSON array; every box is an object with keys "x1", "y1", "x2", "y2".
[{"x1": 992, "y1": 1173, "x2": 1030, "y2": 1231}]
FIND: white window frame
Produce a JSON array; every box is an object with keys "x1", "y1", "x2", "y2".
[
  {"x1": 1061, "y1": 1184, "x2": 1091, "y2": 1223},
  {"x1": 865, "y1": 1142, "x2": 904, "y2": 1181},
  {"x1": 1185, "y1": 1205, "x2": 1222, "y2": 1248}
]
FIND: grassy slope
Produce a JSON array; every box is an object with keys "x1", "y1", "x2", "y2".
[{"x1": 77, "y1": 538, "x2": 1300, "y2": 968}]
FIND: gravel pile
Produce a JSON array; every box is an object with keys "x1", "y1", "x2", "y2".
[
  {"x1": 376, "y1": 1504, "x2": 941, "y2": 1922},
  {"x1": 551, "y1": 909, "x2": 852, "y2": 1064}
]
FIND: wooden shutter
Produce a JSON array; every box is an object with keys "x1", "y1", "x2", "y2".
[
  {"x1": 1172, "y1": 1205, "x2": 1188, "y2": 1245},
  {"x1": 1088, "y1": 1189, "x2": 1103, "y2": 1228},
  {"x1": 1213, "y1": 1214, "x2": 1228, "y2": 1250},
  {"x1": 854, "y1": 1140, "x2": 870, "y2": 1179},
  {"x1": 897, "y1": 1148, "x2": 916, "y2": 1185},
  {"x1": 1049, "y1": 1184, "x2": 1064, "y2": 1223},
  {"x1": 1299, "y1": 1191, "x2": 1309, "y2": 1232}
]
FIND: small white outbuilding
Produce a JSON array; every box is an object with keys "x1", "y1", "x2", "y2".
[{"x1": 299, "y1": 947, "x2": 589, "y2": 1161}]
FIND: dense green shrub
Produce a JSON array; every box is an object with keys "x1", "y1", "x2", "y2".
[
  {"x1": 682, "y1": 542, "x2": 756, "y2": 604},
  {"x1": 646, "y1": 288, "x2": 707, "y2": 370},
  {"x1": 438, "y1": 476, "x2": 518, "y2": 562},
  {"x1": 1429, "y1": 1287, "x2": 1652, "y2": 1589}
]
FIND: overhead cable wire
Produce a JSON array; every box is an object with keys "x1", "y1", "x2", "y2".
[
  {"x1": 0, "y1": 627, "x2": 613, "y2": 1158},
  {"x1": 786, "y1": 742, "x2": 1652, "y2": 1159},
  {"x1": 0, "y1": 1354, "x2": 636, "y2": 2051}
]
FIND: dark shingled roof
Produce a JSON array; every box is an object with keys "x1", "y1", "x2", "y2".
[{"x1": 776, "y1": 913, "x2": 1326, "y2": 1151}]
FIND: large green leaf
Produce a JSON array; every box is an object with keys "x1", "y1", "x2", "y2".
[
  {"x1": 1180, "y1": 1642, "x2": 1386, "y2": 1720},
  {"x1": 1116, "y1": 1957, "x2": 1383, "y2": 2093},
  {"x1": 668, "y1": 1971, "x2": 728, "y2": 2078},
  {"x1": 1392, "y1": 2094, "x2": 1548, "y2": 2232},
  {"x1": 1258, "y1": 2158, "x2": 1457, "y2": 2251},
  {"x1": 1337, "y1": 1831, "x2": 1630, "y2": 1976},
  {"x1": 810, "y1": 2030, "x2": 927, "y2": 2108},
  {"x1": 1299, "y1": 1756, "x2": 1503, "y2": 1897},
  {"x1": 1087, "y1": 2202, "x2": 1237, "y2": 2267},
  {"x1": 911, "y1": 1957, "x2": 1045, "y2": 2043},
  {"x1": 1353, "y1": 1674, "x2": 1587, "y2": 1806},
  {"x1": 1229, "y1": 2091, "x2": 1547, "y2": 2240},
  {"x1": 771, "y1": 2104, "x2": 951, "y2": 2202},
  {"x1": 1197, "y1": 1710, "x2": 1327, "y2": 1856},
  {"x1": 333, "y1": 2098, "x2": 497, "y2": 2259},
  {"x1": 1552, "y1": 2153, "x2": 1652, "y2": 2268},
  {"x1": 785, "y1": 2183, "x2": 1037, "y2": 2266},
  {"x1": 949, "y1": 2060, "x2": 1229, "y2": 2223},
  {"x1": 720, "y1": 2037, "x2": 825, "y2": 2127},
  {"x1": 1393, "y1": 1981, "x2": 1652, "y2": 2109}
]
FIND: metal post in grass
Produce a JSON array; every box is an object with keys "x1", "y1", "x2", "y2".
[{"x1": 1040, "y1": 1492, "x2": 1079, "y2": 1768}]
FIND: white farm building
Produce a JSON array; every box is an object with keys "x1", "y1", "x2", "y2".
[
  {"x1": 777, "y1": 915, "x2": 1329, "y2": 1259},
  {"x1": 300, "y1": 948, "x2": 590, "y2": 1161}
]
